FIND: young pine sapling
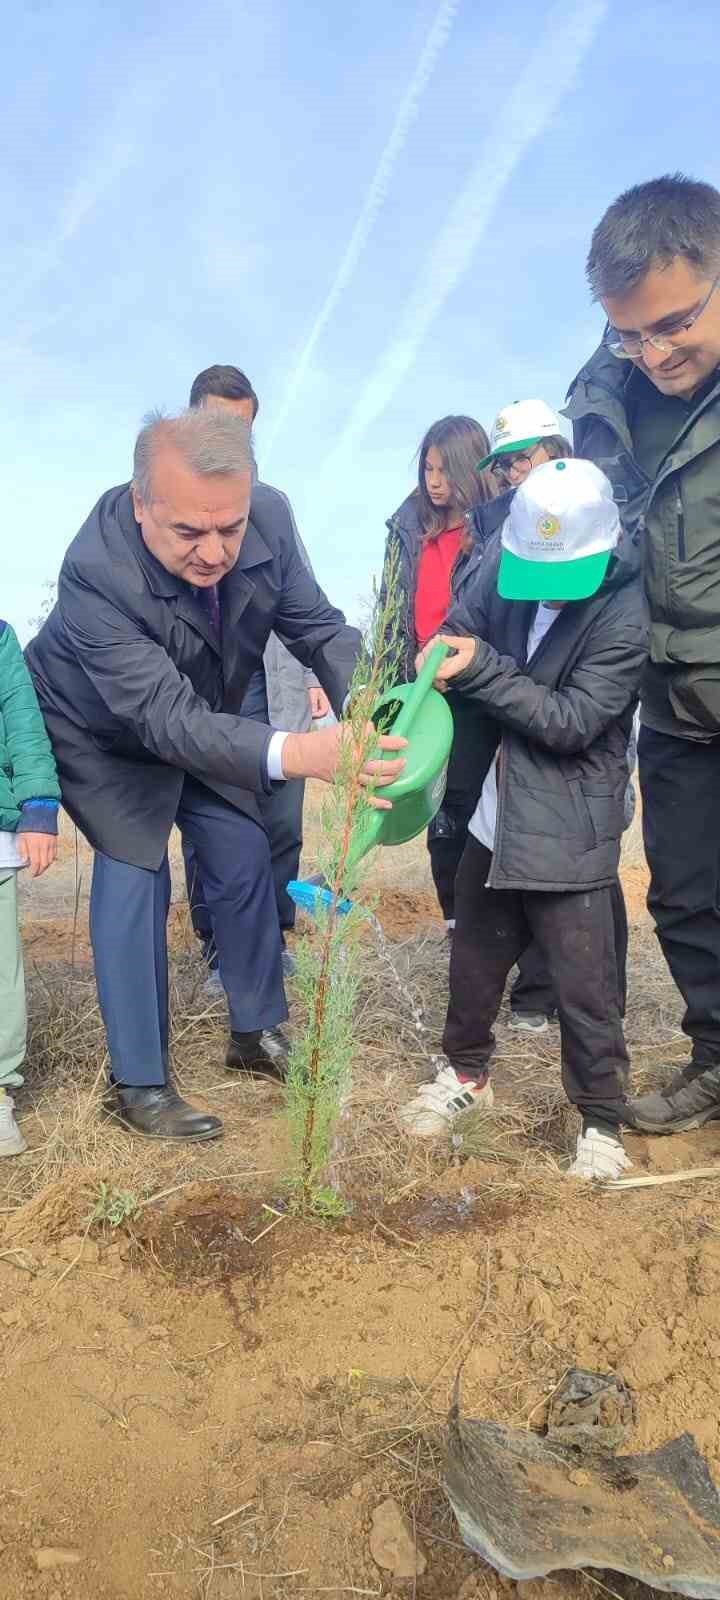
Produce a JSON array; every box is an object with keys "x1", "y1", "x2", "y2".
[{"x1": 285, "y1": 550, "x2": 403, "y2": 1215}]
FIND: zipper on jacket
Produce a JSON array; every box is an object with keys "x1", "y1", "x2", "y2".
[{"x1": 675, "y1": 485, "x2": 686, "y2": 561}]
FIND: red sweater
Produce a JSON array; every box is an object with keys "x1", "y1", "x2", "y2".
[{"x1": 414, "y1": 525, "x2": 464, "y2": 647}]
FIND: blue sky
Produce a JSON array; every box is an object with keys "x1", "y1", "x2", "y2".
[{"x1": 2, "y1": 0, "x2": 718, "y2": 640}]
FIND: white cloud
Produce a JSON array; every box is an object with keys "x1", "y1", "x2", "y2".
[
  {"x1": 318, "y1": 0, "x2": 609, "y2": 481},
  {"x1": 263, "y1": 0, "x2": 461, "y2": 467}
]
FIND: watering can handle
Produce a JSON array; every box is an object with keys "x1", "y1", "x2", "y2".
[
  {"x1": 387, "y1": 640, "x2": 450, "y2": 740},
  {"x1": 413, "y1": 639, "x2": 451, "y2": 697}
]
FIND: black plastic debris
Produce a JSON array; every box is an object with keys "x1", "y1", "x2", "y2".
[{"x1": 445, "y1": 1384, "x2": 720, "y2": 1598}]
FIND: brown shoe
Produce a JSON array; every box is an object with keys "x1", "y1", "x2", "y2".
[
  {"x1": 226, "y1": 1028, "x2": 289, "y2": 1082},
  {"x1": 109, "y1": 1082, "x2": 223, "y2": 1141}
]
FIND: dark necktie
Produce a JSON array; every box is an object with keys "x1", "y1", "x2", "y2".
[{"x1": 198, "y1": 583, "x2": 221, "y2": 644}]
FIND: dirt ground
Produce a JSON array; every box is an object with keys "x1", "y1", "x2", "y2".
[{"x1": 2, "y1": 795, "x2": 720, "y2": 1600}]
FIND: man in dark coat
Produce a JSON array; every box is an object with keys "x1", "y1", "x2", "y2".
[
  {"x1": 26, "y1": 407, "x2": 404, "y2": 1140},
  {"x1": 566, "y1": 174, "x2": 720, "y2": 1135},
  {"x1": 182, "y1": 364, "x2": 331, "y2": 991}
]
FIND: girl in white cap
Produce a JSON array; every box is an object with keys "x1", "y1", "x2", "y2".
[
  {"x1": 401, "y1": 458, "x2": 648, "y2": 1181},
  {"x1": 477, "y1": 398, "x2": 573, "y2": 490}
]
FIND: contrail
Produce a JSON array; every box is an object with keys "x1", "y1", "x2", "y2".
[
  {"x1": 320, "y1": 0, "x2": 608, "y2": 476},
  {"x1": 263, "y1": 0, "x2": 461, "y2": 466}
]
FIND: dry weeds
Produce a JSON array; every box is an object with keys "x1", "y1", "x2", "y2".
[{"x1": 2, "y1": 806, "x2": 689, "y2": 1249}]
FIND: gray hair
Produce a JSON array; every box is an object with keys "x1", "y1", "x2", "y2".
[
  {"x1": 587, "y1": 174, "x2": 720, "y2": 301},
  {"x1": 133, "y1": 406, "x2": 256, "y2": 501}
]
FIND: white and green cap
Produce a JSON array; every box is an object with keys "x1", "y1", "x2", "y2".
[
  {"x1": 478, "y1": 398, "x2": 563, "y2": 469},
  {"x1": 498, "y1": 458, "x2": 621, "y2": 602}
]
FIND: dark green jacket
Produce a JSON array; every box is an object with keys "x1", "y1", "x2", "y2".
[
  {"x1": 565, "y1": 346, "x2": 720, "y2": 738},
  {"x1": 0, "y1": 620, "x2": 61, "y2": 832}
]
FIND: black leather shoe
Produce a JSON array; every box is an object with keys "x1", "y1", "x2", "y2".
[
  {"x1": 109, "y1": 1082, "x2": 223, "y2": 1141},
  {"x1": 225, "y1": 1028, "x2": 290, "y2": 1082}
]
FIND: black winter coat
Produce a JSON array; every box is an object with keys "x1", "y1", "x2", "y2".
[
  {"x1": 381, "y1": 490, "x2": 511, "y2": 824},
  {"x1": 26, "y1": 483, "x2": 361, "y2": 869},
  {"x1": 382, "y1": 489, "x2": 511, "y2": 680},
  {"x1": 443, "y1": 533, "x2": 649, "y2": 891}
]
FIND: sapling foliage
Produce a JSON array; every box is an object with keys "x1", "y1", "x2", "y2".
[{"x1": 285, "y1": 549, "x2": 403, "y2": 1214}]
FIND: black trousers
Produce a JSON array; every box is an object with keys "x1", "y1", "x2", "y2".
[
  {"x1": 443, "y1": 836, "x2": 630, "y2": 1128},
  {"x1": 510, "y1": 877, "x2": 629, "y2": 1019},
  {"x1": 639, "y1": 726, "x2": 720, "y2": 1066},
  {"x1": 428, "y1": 800, "x2": 629, "y2": 1020}
]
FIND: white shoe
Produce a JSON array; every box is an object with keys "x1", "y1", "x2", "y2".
[
  {"x1": 567, "y1": 1126, "x2": 631, "y2": 1181},
  {"x1": 508, "y1": 1012, "x2": 550, "y2": 1035},
  {"x1": 0, "y1": 1095, "x2": 28, "y2": 1157},
  {"x1": 400, "y1": 1064, "x2": 494, "y2": 1138}
]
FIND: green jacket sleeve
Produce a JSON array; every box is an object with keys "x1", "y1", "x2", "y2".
[{"x1": 0, "y1": 623, "x2": 61, "y2": 806}]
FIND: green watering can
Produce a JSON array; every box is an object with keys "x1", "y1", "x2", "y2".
[{"x1": 288, "y1": 641, "x2": 454, "y2": 917}]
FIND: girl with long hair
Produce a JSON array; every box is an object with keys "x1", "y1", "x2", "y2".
[{"x1": 383, "y1": 416, "x2": 496, "y2": 928}]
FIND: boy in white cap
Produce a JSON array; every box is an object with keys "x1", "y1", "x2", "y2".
[{"x1": 401, "y1": 459, "x2": 649, "y2": 1180}]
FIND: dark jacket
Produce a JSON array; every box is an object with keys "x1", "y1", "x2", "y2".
[
  {"x1": 382, "y1": 491, "x2": 426, "y2": 684},
  {"x1": 26, "y1": 483, "x2": 360, "y2": 869},
  {"x1": 564, "y1": 345, "x2": 720, "y2": 738},
  {"x1": 443, "y1": 532, "x2": 649, "y2": 891},
  {"x1": 382, "y1": 490, "x2": 509, "y2": 821},
  {"x1": 382, "y1": 490, "x2": 508, "y2": 682},
  {"x1": 0, "y1": 621, "x2": 61, "y2": 834}
]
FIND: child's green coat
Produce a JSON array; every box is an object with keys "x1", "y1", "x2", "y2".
[{"x1": 0, "y1": 621, "x2": 61, "y2": 831}]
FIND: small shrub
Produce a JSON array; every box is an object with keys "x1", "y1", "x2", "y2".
[{"x1": 87, "y1": 1181, "x2": 139, "y2": 1228}]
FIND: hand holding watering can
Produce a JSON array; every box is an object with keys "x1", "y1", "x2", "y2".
[
  {"x1": 288, "y1": 641, "x2": 455, "y2": 915},
  {"x1": 281, "y1": 721, "x2": 408, "y2": 811},
  {"x1": 415, "y1": 633, "x2": 476, "y2": 689}
]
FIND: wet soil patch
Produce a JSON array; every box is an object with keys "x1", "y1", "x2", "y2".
[
  {"x1": 131, "y1": 1182, "x2": 522, "y2": 1292},
  {"x1": 141, "y1": 1209, "x2": 275, "y2": 1285},
  {"x1": 370, "y1": 1187, "x2": 518, "y2": 1241},
  {"x1": 130, "y1": 1189, "x2": 305, "y2": 1286}
]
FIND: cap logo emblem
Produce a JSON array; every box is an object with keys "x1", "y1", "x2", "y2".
[{"x1": 537, "y1": 514, "x2": 561, "y2": 540}]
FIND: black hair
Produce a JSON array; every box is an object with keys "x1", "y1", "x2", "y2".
[
  {"x1": 587, "y1": 174, "x2": 720, "y2": 300},
  {"x1": 189, "y1": 364, "x2": 259, "y2": 418}
]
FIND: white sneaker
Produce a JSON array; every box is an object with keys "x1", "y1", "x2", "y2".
[
  {"x1": 0, "y1": 1095, "x2": 28, "y2": 1157},
  {"x1": 400, "y1": 1064, "x2": 494, "y2": 1138},
  {"x1": 508, "y1": 1012, "x2": 550, "y2": 1035},
  {"x1": 567, "y1": 1126, "x2": 631, "y2": 1181}
]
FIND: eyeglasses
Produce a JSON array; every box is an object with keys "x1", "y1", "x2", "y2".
[
  {"x1": 491, "y1": 444, "x2": 545, "y2": 485},
  {"x1": 605, "y1": 274, "x2": 720, "y2": 360}
]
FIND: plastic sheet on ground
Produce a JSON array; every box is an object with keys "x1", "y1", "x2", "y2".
[{"x1": 445, "y1": 1389, "x2": 720, "y2": 1598}]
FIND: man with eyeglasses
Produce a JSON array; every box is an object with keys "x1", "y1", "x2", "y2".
[{"x1": 566, "y1": 173, "x2": 720, "y2": 1137}]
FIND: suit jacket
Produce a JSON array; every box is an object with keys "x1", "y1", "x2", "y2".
[{"x1": 26, "y1": 481, "x2": 360, "y2": 868}]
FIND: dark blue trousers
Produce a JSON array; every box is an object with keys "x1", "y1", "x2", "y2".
[
  {"x1": 183, "y1": 665, "x2": 305, "y2": 959},
  {"x1": 90, "y1": 778, "x2": 287, "y2": 1087}
]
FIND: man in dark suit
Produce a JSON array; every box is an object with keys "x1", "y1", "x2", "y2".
[
  {"x1": 182, "y1": 364, "x2": 331, "y2": 991},
  {"x1": 27, "y1": 407, "x2": 404, "y2": 1141}
]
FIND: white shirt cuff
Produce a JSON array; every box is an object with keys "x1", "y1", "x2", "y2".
[{"x1": 266, "y1": 730, "x2": 290, "y2": 781}]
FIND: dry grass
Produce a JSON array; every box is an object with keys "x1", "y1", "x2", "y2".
[
  {"x1": 4, "y1": 902, "x2": 689, "y2": 1235},
  {"x1": 2, "y1": 791, "x2": 690, "y2": 1244}
]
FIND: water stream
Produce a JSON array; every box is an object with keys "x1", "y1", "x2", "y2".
[
  {"x1": 364, "y1": 910, "x2": 443, "y2": 1068},
  {"x1": 326, "y1": 909, "x2": 444, "y2": 1194}
]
